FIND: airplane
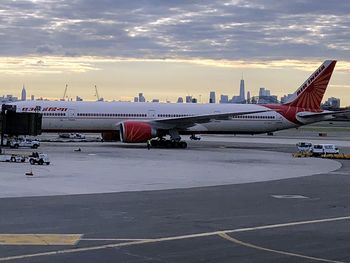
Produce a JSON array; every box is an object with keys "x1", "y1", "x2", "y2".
[{"x1": 11, "y1": 60, "x2": 348, "y2": 148}]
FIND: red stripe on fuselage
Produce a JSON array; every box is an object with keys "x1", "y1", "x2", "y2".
[{"x1": 264, "y1": 104, "x2": 321, "y2": 124}]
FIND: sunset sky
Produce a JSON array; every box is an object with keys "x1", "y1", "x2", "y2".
[{"x1": 0, "y1": 0, "x2": 349, "y2": 105}]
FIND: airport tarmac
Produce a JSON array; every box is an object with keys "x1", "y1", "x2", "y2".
[{"x1": 0, "y1": 132, "x2": 350, "y2": 262}]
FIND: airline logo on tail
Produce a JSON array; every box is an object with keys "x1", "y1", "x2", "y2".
[
  {"x1": 284, "y1": 60, "x2": 336, "y2": 110},
  {"x1": 296, "y1": 64, "x2": 325, "y2": 96}
]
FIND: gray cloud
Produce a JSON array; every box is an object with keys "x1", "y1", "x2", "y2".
[{"x1": 0, "y1": 0, "x2": 349, "y2": 60}]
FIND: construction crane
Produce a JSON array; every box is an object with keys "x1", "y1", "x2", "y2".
[
  {"x1": 94, "y1": 85, "x2": 100, "y2": 101},
  {"x1": 62, "y1": 84, "x2": 68, "y2": 101},
  {"x1": 94, "y1": 85, "x2": 103, "y2": 101}
]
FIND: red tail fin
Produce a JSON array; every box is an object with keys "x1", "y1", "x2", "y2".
[{"x1": 284, "y1": 60, "x2": 336, "y2": 110}]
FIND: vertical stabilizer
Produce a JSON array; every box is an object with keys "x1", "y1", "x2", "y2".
[{"x1": 284, "y1": 60, "x2": 336, "y2": 109}]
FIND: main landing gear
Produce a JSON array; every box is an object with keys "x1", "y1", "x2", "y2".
[{"x1": 150, "y1": 139, "x2": 187, "y2": 149}]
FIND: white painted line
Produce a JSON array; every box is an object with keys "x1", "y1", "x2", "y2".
[
  {"x1": 81, "y1": 238, "x2": 151, "y2": 241},
  {"x1": 219, "y1": 233, "x2": 346, "y2": 263},
  {"x1": 1, "y1": 215, "x2": 350, "y2": 261},
  {"x1": 271, "y1": 195, "x2": 309, "y2": 199}
]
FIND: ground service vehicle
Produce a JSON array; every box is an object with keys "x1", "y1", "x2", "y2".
[
  {"x1": 296, "y1": 142, "x2": 313, "y2": 152},
  {"x1": 0, "y1": 154, "x2": 26, "y2": 162},
  {"x1": 59, "y1": 133, "x2": 86, "y2": 139},
  {"x1": 29, "y1": 153, "x2": 50, "y2": 165},
  {"x1": 311, "y1": 144, "x2": 339, "y2": 156},
  {"x1": 10, "y1": 138, "x2": 40, "y2": 149}
]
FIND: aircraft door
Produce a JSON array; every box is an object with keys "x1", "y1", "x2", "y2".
[
  {"x1": 148, "y1": 110, "x2": 156, "y2": 119},
  {"x1": 68, "y1": 109, "x2": 76, "y2": 121}
]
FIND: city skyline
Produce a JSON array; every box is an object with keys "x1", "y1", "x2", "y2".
[{"x1": 0, "y1": 1, "x2": 349, "y2": 105}]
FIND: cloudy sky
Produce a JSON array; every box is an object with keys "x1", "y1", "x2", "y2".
[{"x1": 1, "y1": 0, "x2": 350, "y2": 105}]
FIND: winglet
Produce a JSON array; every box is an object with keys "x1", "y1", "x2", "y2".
[{"x1": 284, "y1": 60, "x2": 337, "y2": 110}]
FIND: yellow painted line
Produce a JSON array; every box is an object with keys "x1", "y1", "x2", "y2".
[
  {"x1": 1, "y1": 215, "x2": 350, "y2": 261},
  {"x1": 0, "y1": 234, "x2": 82, "y2": 246},
  {"x1": 219, "y1": 233, "x2": 347, "y2": 263}
]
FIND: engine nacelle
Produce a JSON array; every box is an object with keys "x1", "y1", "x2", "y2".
[
  {"x1": 119, "y1": 121, "x2": 157, "y2": 143},
  {"x1": 101, "y1": 131, "x2": 121, "y2": 142}
]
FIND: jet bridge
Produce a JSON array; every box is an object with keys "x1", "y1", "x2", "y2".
[{"x1": 0, "y1": 104, "x2": 42, "y2": 146}]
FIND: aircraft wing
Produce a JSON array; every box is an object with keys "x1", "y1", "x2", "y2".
[
  {"x1": 149, "y1": 109, "x2": 271, "y2": 129},
  {"x1": 297, "y1": 109, "x2": 350, "y2": 119}
]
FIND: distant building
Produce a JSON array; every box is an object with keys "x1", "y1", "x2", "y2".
[
  {"x1": 0, "y1": 94, "x2": 18, "y2": 103},
  {"x1": 280, "y1": 94, "x2": 293, "y2": 104},
  {"x1": 239, "y1": 78, "x2": 245, "y2": 102},
  {"x1": 258, "y1": 95, "x2": 278, "y2": 104},
  {"x1": 209, "y1": 91, "x2": 216, "y2": 103},
  {"x1": 220, "y1": 95, "x2": 229, "y2": 104},
  {"x1": 258, "y1": 87, "x2": 277, "y2": 104},
  {"x1": 247, "y1": 91, "x2": 251, "y2": 104},
  {"x1": 177, "y1": 97, "x2": 184, "y2": 103},
  {"x1": 259, "y1": 87, "x2": 271, "y2": 97},
  {"x1": 231, "y1": 95, "x2": 241, "y2": 103},
  {"x1": 138, "y1": 93, "x2": 146, "y2": 102},
  {"x1": 185, "y1": 96, "x2": 192, "y2": 103},
  {"x1": 323, "y1": 97, "x2": 340, "y2": 109},
  {"x1": 21, "y1": 86, "x2": 26, "y2": 101}
]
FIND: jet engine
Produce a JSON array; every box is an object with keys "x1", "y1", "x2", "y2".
[
  {"x1": 119, "y1": 121, "x2": 157, "y2": 143},
  {"x1": 101, "y1": 131, "x2": 121, "y2": 142}
]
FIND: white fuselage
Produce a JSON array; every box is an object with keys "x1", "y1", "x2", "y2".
[{"x1": 12, "y1": 101, "x2": 298, "y2": 134}]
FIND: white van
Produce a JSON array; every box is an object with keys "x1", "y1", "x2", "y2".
[
  {"x1": 311, "y1": 144, "x2": 339, "y2": 155},
  {"x1": 296, "y1": 142, "x2": 313, "y2": 152}
]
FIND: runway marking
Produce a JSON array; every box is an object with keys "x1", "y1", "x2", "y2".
[
  {"x1": 219, "y1": 233, "x2": 346, "y2": 263},
  {"x1": 1, "y1": 215, "x2": 350, "y2": 261},
  {"x1": 271, "y1": 194, "x2": 309, "y2": 199},
  {"x1": 0, "y1": 234, "x2": 82, "y2": 246},
  {"x1": 81, "y1": 238, "x2": 151, "y2": 241}
]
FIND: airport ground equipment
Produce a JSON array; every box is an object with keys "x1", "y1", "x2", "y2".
[
  {"x1": 296, "y1": 142, "x2": 313, "y2": 152},
  {"x1": 293, "y1": 152, "x2": 350, "y2": 159},
  {"x1": 150, "y1": 139, "x2": 187, "y2": 148},
  {"x1": 0, "y1": 153, "x2": 26, "y2": 163},
  {"x1": 311, "y1": 144, "x2": 339, "y2": 156},
  {"x1": 58, "y1": 133, "x2": 86, "y2": 139},
  {"x1": 10, "y1": 137, "x2": 40, "y2": 149},
  {"x1": 29, "y1": 152, "x2": 50, "y2": 165}
]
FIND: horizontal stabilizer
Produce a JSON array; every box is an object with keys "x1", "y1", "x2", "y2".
[{"x1": 297, "y1": 109, "x2": 350, "y2": 119}]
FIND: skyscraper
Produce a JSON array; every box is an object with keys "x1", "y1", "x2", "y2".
[
  {"x1": 239, "y1": 77, "x2": 245, "y2": 102},
  {"x1": 220, "y1": 95, "x2": 229, "y2": 104},
  {"x1": 138, "y1": 93, "x2": 146, "y2": 102},
  {"x1": 209, "y1": 91, "x2": 216, "y2": 103},
  {"x1": 21, "y1": 85, "x2": 26, "y2": 101}
]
